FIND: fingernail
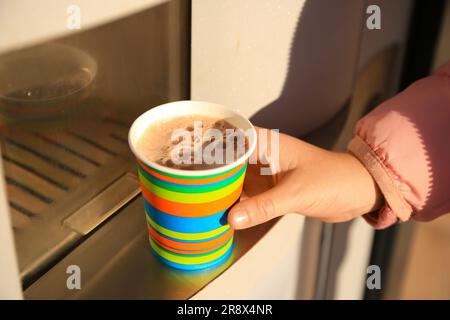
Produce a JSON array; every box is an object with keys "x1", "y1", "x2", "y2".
[{"x1": 230, "y1": 209, "x2": 248, "y2": 229}]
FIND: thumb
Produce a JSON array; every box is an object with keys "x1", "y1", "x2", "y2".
[{"x1": 228, "y1": 184, "x2": 292, "y2": 230}]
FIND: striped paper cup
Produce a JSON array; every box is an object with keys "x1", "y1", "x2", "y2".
[{"x1": 129, "y1": 101, "x2": 257, "y2": 270}]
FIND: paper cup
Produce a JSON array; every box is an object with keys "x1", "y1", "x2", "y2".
[{"x1": 129, "y1": 100, "x2": 257, "y2": 270}]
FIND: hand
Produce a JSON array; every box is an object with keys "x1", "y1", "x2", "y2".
[{"x1": 227, "y1": 128, "x2": 382, "y2": 229}]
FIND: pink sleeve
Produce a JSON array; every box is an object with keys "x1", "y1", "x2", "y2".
[{"x1": 348, "y1": 61, "x2": 450, "y2": 229}]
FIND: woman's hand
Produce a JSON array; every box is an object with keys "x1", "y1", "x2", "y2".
[{"x1": 228, "y1": 128, "x2": 382, "y2": 229}]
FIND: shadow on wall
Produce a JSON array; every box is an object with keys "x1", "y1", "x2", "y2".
[
  {"x1": 249, "y1": 0, "x2": 365, "y2": 138},
  {"x1": 248, "y1": 0, "x2": 449, "y2": 300},
  {"x1": 244, "y1": 0, "x2": 367, "y2": 299}
]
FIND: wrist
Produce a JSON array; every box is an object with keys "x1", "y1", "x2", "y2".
[{"x1": 339, "y1": 151, "x2": 382, "y2": 218}]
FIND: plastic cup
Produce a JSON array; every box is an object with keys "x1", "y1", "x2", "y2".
[{"x1": 128, "y1": 100, "x2": 257, "y2": 270}]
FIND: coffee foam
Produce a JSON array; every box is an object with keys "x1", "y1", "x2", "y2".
[{"x1": 136, "y1": 115, "x2": 248, "y2": 170}]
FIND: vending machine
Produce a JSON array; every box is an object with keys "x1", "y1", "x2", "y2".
[{"x1": 0, "y1": 0, "x2": 445, "y2": 300}]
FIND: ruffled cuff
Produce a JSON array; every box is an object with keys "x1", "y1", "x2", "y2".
[{"x1": 348, "y1": 136, "x2": 413, "y2": 229}]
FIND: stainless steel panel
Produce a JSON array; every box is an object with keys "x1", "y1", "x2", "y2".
[
  {"x1": 16, "y1": 157, "x2": 134, "y2": 286},
  {"x1": 63, "y1": 173, "x2": 140, "y2": 235}
]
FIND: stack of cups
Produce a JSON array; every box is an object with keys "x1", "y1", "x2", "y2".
[{"x1": 128, "y1": 101, "x2": 257, "y2": 270}]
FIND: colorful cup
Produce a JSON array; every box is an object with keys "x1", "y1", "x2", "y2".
[{"x1": 128, "y1": 100, "x2": 257, "y2": 270}]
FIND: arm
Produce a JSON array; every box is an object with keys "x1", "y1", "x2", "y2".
[
  {"x1": 228, "y1": 61, "x2": 450, "y2": 230},
  {"x1": 349, "y1": 61, "x2": 450, "y2": 228},
  {"x1": 228, "y1": 128, "x2": 382, "y2": 229}
]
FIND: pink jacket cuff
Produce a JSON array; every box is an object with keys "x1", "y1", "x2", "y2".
[
  {"x1": 348, "y1": 136, "x2": 412, "y2": 228},
  {"x1": 348, "y1": 60, "x2": 450, "y2": 229}
]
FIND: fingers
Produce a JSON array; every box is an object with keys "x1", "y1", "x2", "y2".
[
  {"x1": 251, "y1": 127, "x2": 278, "y2": 166},
  {"x1": 227, "y1": 182, "x2": 293, "y2": 229},
  {"x1": 227, "y1": 128, "x2": 302, "y2": 229}
]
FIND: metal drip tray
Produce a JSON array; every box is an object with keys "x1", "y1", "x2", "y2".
[{"x1": 0, "y1": 116, "x2": 140, "y2": 285}]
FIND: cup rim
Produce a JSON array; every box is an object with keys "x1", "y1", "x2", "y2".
[{"x1": 128, "y1": 100, "x2": 257, "y2": 177}]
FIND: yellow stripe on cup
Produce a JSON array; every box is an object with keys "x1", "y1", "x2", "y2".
[
  {"x1": 149, "y1": 236, "x2": 233, "y2": 265},
  {"x1": 146, "y1": 214, "x2": 231, "y2": 241},
  {"x1": 138, "y1": 170, "x2": 245, "y2": 204}
]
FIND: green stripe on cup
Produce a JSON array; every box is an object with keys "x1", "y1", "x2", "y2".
[
  {"x1": 150, "y1": 235, "x2": 234, "y2": 258},
  {"x1": 137, "y1": 164, "x2": 246, "y2": 193},
  {"x1": 149, "y1": 236, "x2": 233, "y2": 265},
  {"x1": 138, "y1": 169, "x2": 245, "y2": 203}
]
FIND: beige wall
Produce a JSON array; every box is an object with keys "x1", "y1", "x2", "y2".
[
  {"x1": 331, "y1": 0, "x2": 413, "y2": 300},
  {"x1": 191, "y1": 0, "x2": 368, "y2": 299},
  {"x1": 398, "y1": 216, "x2": 450, "y2": 299},
  {"x1": 192, "y1": 0, "x2": 414, "y2": 300},
  {"x1": 191, "y1": 0, "x2": 366, "y2": 137}
]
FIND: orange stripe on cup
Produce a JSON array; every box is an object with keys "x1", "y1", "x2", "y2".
[
  {"x1": 150, "y1": 236, "x2": 219, "y2": 255},
  {"x1": 137, "y1": 158, "x2": 244, "y2": 185},
  {"x1": 141, "y1": 183, "x2": 243, "y2": 217},
  {"x1": 150, "y1": 234, "x2": 230, "y2": 255},
  {"x1": 148, "y1": 224, "x2": 234, "y2": 252}
]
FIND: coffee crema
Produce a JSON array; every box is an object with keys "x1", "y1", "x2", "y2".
[{"x1": 136, "y1": 115, "x2": 249, "y2": 170}]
